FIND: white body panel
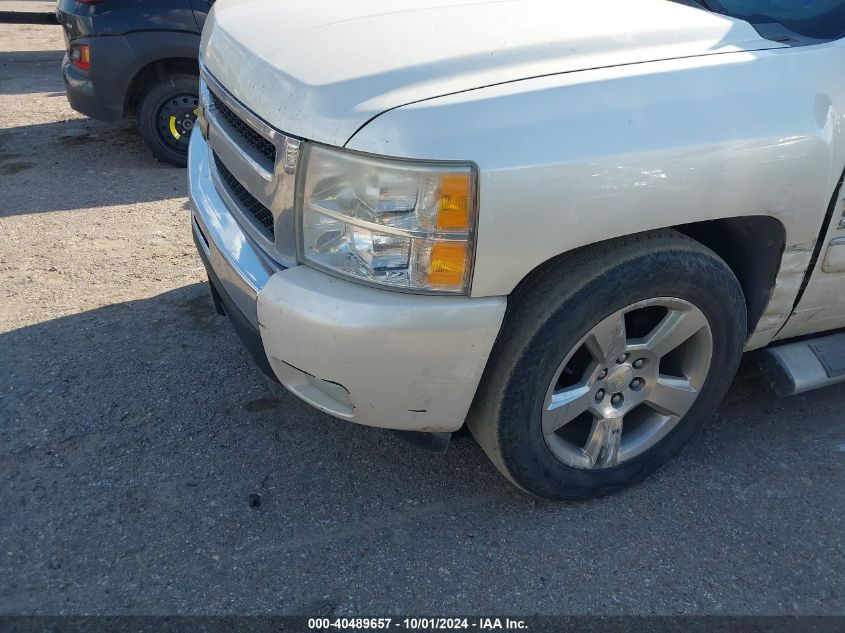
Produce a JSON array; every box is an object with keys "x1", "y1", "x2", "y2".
[
  {"x1": 202, "y1": 0, "x2": 776, "y2": 146},
  {"x1": 258, "y1": 266, "x2": 505, "y2": 432},
  {"x1": 778, "y1": 192, "x2": 845, "y2": 339},
  {"x1": 347, "y1": 42, "x2": 845, "y2": 347}
]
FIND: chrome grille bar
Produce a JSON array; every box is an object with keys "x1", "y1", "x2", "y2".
[
  {"x1": 198, "y1": 66, "x2": 301, "y2": 268},
  {"x1": 209, "y1": 91, "x2": 277, "y2": 167},
  {"x1": 213, "y1": 152, "x2": 275, "y2": 238}
]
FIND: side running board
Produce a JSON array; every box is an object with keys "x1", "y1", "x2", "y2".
[{"x1": 757, "y1": 331, "x2": 845, "y2": 396}]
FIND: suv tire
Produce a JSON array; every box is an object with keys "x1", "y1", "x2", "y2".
[{"x1": 137, "y1": 74, "x2": 199, "y2": 167}]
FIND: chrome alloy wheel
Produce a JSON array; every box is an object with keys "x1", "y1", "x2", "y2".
[{"x1": 542, "y1": 297, "x2": 713, "y2": 470}]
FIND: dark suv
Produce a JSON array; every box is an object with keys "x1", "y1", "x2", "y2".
[{"x1": 56, "y1": 0, "x2": 211, "y2": 166}]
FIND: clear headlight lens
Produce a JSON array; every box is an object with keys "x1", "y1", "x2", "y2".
[{"x1": 300, "y1": 144, "x2": 476, "y2": 294}]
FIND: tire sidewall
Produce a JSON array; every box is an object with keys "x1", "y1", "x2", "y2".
[
  {"x1": 490, "y1": 245, "x2": 746, "y2": 499},
  {"x1": 137, "y1": 75, "x2": 198, "y2": 167}
]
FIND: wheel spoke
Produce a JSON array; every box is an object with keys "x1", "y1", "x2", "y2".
[
  {"x1": 584, "y1": 311, "x2": 627, "y2": 363},
  {"x1": 583, "y1": 416, "x2": 623, "y2": 467},
  {"x1": 642, "y1": 307, "x2": 708, "y2": 358},
  {"x1": 543, "y1": 384, "x2": 594, "y2": 436},
  {"x1": 645, "y1": 376, "x2": 699, "y2": 417},
  {"x1": 542, "y1": 297, "x2": 714, "y2": 470}
]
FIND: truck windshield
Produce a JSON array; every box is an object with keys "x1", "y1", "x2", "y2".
[{"x1": 694, "y1": 0, "x2": 845, "y2": 40}]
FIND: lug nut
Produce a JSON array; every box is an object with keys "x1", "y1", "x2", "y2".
[
  {"x1": 616, "y1": 353, "x2": 629, "y2": 364},
  {"x1": 633, "y1": 358, "x2": 646, "y2": 369},
  {"x1": 595, "y1": 389, "x2": 605, "y2": 402},
  {"x1": 630, "y1": 378, "x2": 645, "y2": 390},
  {"x1": 611, "y1": 393, "x2": 624, "y2": 407},
  {"x1": 598, "y1": 369, "x2": 608, "y2": 380}
]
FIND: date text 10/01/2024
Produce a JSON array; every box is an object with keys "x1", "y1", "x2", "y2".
[{"x1": 308, "y1": 618, "x2": 529, "y2": 630}]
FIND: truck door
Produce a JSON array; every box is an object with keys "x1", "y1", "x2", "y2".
[{"x1": 776, "y1": 36, "x2": 845, "y2": 340}]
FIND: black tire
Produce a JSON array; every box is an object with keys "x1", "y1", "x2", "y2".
[
  {"x1": 467, "y1": 229, "x2": 747, "y2": 500},
  {"x1": 137, "y1": 74, "x2": 199, "y2": 167}
]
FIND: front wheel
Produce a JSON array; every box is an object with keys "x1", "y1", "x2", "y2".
[
  {"x1": 467, "y1": 230, "x2": 747, "y2": 500},
  {"x1": 137, "y1": 74, "x2": 199, "y2": 167}
]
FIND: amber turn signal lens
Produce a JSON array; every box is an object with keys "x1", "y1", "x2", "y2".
[
  {"x1": 428, "y1": 242, "x2": 467, "y2": 287},
  {"x1": 436, "y1": 174, "x2": 471, "y2": 231}
]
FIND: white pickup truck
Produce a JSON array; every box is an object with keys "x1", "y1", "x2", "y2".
[{"x1": 189, "y1": 0, "x2": 845, "y2": 499}]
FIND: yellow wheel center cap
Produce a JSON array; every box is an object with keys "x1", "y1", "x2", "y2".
[{"x1": 606, "y1": 366, "x2": 633, "y2": 394}]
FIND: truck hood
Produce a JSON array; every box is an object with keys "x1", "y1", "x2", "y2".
[{"x1": 202, "y1": 0, "x2": 779, "y2": 147}]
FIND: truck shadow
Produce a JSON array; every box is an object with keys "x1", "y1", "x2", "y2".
[
  {"x1": 0, "y1": 283, "x2": 515, "y2": 511},
  {"x1": 3, "y1": 282, "x2": 842, "y2": 514},
  {"x1": 3, "y1": 283, "x2": 844, "y2": 612}
]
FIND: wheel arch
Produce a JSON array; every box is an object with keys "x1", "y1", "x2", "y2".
[
  {"x1": 123, "y1": 56, "x2": 199, "y2": 118},
  {"x1": 506, "y1": 216, "x2": 786, "y2": 340},
  {"x1": 674, "y1": 216, "x2": 785, "y2": 337}
]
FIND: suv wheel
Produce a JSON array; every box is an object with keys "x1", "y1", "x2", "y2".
[
  {"x1": 467, "y1": 230, "x2": 747, "y2": 500},
  {"x1": 137, "y1": 74, "x2": 199, "y2": 167}
]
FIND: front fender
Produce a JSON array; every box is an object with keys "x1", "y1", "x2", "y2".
[{"x1": 345, "y1": 45, "x2": 845, "y2": 325}]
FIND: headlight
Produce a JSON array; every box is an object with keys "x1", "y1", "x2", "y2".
[{"x1": 299, "y1": 144, "x2": 477, "y2": 294}]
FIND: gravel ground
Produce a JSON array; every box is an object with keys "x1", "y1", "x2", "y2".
[
  {"x1": 1, "y1": 2, "x2": 55, "y2": 15},
  {"x1": 1, "y1": 23, "x2": 844, "y2": 617}
]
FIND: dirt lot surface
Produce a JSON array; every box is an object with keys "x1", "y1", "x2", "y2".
[
  {"x1": 1, "y1": 23, "x2": 844, "y2": 616},
  {"x1": 1, "y1": 1, "x2": 54, "y2": 14}
]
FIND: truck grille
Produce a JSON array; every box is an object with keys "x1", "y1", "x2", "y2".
[
  {"x1": 200, "y1": 68, "x2": 300, "y2": 267},
  {"x1": 213, "y1": 152, "x2": 275, "y2": 238},
  {"x1": 208, "y1": 90, "x2": 276, "y2": 166}
]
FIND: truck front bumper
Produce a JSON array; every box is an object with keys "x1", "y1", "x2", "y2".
[{"x1": 188, "y1": 131, "x2": 506, "y2": 432}]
